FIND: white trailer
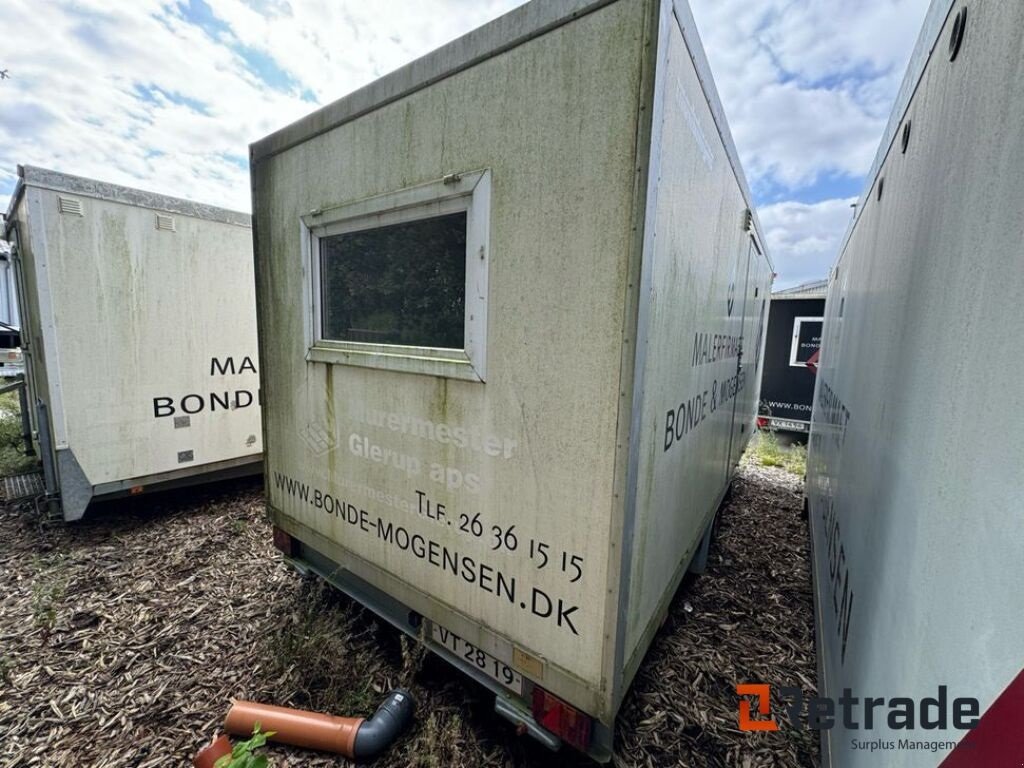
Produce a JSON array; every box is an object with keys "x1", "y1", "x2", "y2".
[
  {"x1": 3, "y1": 166, "x2": 262, "y2": 520},
  {"x1": 251, "y1": 0, "x2": 772, "y2": 759},
  {"x1": 0, "y1": 239, "x2": 21, "y2": 335},
  {"x1": 807, "y1": 1, "x2": 1024, "y2": 765}
]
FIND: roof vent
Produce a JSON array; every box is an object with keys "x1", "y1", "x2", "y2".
[
  {"x1": 156, "y1": 214, "x2": 176, "y2": 232},
  {"x1": 58, "y1": 197, "x2": 83, "y2": 216}
]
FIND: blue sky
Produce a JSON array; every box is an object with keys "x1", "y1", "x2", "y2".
[
  {"x1": 0, "y1": 0, "x2": 929, "y2": 288},
  {"x1": 689, "y1": 0, "x2": 931, "y2": 285}
]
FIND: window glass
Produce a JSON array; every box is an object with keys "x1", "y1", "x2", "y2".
[{"x1": 320, "y1": 211, "x2": 467, "y2": 348}]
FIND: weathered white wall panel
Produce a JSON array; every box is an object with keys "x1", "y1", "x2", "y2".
[
  {"x1": 253, "y1": 0, "x2": 770, "y2": 748},
  {"x1": 256, "y1": 0, "x2": 647, "y2": 691},
  {"x1": 6, "y1": 169, "x2": 261, "y2": 520},
  {"x1": 36, "y1": 190, "x2": 261, "y2": 482},
  {"x1": 807, "y1": 1, "x2": 1024, "y2": 765},
  {"x1": 624, "y1": 7, "x2": 772, "y2": 666}
]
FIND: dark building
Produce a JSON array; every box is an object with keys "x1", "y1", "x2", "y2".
[{"x1": 757, "y1": 279, "x2": 826, "y2": 434}]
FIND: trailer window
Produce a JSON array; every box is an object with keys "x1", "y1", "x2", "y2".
[
  {"x1": 789, "y1": 317, "x2": 823, "y2": 367},
  {"x1": 303, "y1": 170, "x2": 491, "y2": 382},
  {"x1": 320, "y1": 212, "x2": 467, "y2": 349}
]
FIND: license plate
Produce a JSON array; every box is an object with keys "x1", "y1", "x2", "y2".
[
  {"x1": 772, "y1": 419, "x2": 808, "y2": 432},
  {"x1": 430, "y1": 623, "x2": 523, "y2": 695}
]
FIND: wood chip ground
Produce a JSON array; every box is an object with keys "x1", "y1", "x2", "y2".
[{"x1": 0, "y1": 460, "x2": 818, "y2": 767}]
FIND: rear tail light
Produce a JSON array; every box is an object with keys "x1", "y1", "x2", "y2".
[
  {"x1": 272, "y1": 526, "x2": 300, "y2": 557},
  {"x1": 756, "y1": 416, "x2": 768, "y2": 429},
  {"x1": 531, "y1": 686, "x2": 592, "y2": 753}
]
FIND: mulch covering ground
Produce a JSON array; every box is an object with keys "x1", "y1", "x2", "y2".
[{"x1": 0, "y1": 460, "x2": 818, "y2": 767}]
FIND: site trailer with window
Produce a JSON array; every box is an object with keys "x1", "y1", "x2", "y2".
[
  {"x1": 757, "y1": 280, "x2": 825, "y2": 434},
  {"x1": 3, "y1": 166, "x2": 262, "y2": 521},
  {"x1": 807, "y1": 0, "x2": 1024, "y2": 765},
  {"x1": 251, "y1": 0, "x2": 772, "y2": 759}
]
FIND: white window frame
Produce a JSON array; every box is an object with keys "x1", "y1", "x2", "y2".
[
  {"x1": 789, "y1": 316, "x2": 823, "y2": 367},
  {"x1": 301, "y1": 169, "x2": 490, "y2": 382}
]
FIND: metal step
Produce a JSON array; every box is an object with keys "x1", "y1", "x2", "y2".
[{"x1": 3, "y1": 471, "x2": 45, "y2": 501}]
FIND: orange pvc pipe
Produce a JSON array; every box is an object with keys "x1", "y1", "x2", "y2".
[
  {"x1": 193, "y1": 734, "x2": 232, "y2": 768},
  {"x1": 224, "y1": 700, "x2": 363, "y2": 758}
]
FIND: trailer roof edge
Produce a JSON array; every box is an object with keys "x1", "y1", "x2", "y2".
[
  {"x1": 7, "y1": 166, "x2": 251, "y2": 228},
  {"x1": 249, "y1": 0, "x2": 619, "y2": 164},
  {"x1": 832, "y1": 0, "x2": 957, "y2": 276},
  {"x1": 670, "y1": 0, "x2": 772, "y2": 270},
  {"x1": 772, "y1": 278, "x2": 828, "y2": 298}
]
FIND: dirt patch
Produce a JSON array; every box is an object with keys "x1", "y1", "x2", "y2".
[{"x1": 0, "y1": 462, "x2": 817, "y2": 767}]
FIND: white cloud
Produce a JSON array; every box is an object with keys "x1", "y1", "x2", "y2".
[
  {"x1": 0, "y1": 0, "x2": 525, "y2": 213},
  {"x1": 690, "y1": 0, "x2": 929, "y2": 283},
  {"x1": 763, "y1": 0, "x2": 931, "y2": 87},
  {"x1": 202, "y1": 0, "x2": 524, "y2": 105},
  {"x1": 760, "y1": 197, "x2": 858, "y2": 289},
  {"x1": 689, "y1": 0, "x2": 927, "y2": 191},
  {"x1": 729, "y1": 80, "x2": 885, "y2": 190},
  {"x1": 1, "y1": 0, "x2": 928, "y2": 289}
]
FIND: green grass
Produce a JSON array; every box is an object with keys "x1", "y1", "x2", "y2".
[
  {"x1": 784, "y1": 442, "x2": 808, "y2": 476},
  {"x1": 748, "y1": 428, "x2": 807, "y2": 476},
  {"x1": 262, "y1": 579, "x2": 389, "y2": 716},
  {"x1": 0, "y1": 389, "x2": 37, "y2": 476}
]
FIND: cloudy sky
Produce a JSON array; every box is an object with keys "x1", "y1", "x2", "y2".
[{"x1": 0, "y1": 0, "x2": 929, "y2": 288}]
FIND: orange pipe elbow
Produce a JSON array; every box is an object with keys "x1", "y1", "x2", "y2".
[
  {"x1": 225, "y1": 701, "x2": 363, "y2": 758},
  {"x1": 193, "y1": 734, "x2": 233, "y2": 768}
]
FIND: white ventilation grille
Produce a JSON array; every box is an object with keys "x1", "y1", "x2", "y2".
[
  {"x1": 156, "y1": 214, "x2": 176, "y2": 232},
  {"x1": 58, "y1": 196, "x2": 83, "y2": 216}
]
